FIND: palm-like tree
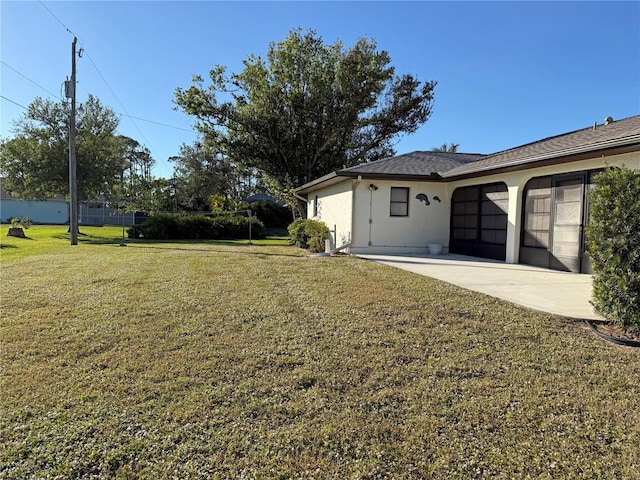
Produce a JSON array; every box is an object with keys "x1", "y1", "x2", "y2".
[{"x1": 432, "y1": 142, "x2": 459, "y2": 153}]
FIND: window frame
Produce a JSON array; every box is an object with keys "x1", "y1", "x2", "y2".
[{"x1": 390, "y1": 187, "x2": 410, "y2": 217}]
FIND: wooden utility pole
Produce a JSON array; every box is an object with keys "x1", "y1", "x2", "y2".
[{"x1": 68, "y1": 37, "x2": 79, "y2": 245}]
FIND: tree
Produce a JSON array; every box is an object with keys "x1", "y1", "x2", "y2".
[
  {"x1": 432, "y1": 142, "x2": 459, "y2": 153},
  {"x1": 169, "y1": 142, "x2": 234, "y2": 211},
  {"x1": 0, "y1": 95, "x2": 126, "y2": 202},
  {"x1": 119, "y1": 136, "x2": 154, "y2": 184},
  {"x1": 174, "y1": 28, "x2": 437, "y2": 189}
]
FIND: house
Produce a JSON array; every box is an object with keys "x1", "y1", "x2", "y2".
[
  {"x1": 0, "y1": 178, "x2": 68, "y2": 224},
  {"x1": 0, "y1": 178, "x2": 146, "y2": 226},
  {"x1": 295, "y1": 115, "x2": 640, "y2": 273}
]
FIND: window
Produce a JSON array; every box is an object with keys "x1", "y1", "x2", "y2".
[
  {"x1": 522, "y1": 177, "x2": 551, "y2": 248},
  {"x1": 313, "y1": 195, "x2": 318, "y2": 217},
  {"x1": 390, "y1": 187, "x2": 409, "y2": 216}
]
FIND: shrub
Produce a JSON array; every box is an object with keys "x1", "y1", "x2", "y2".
[
  {"x1": 127, "y1": 225, "x2": 142, "y2": 239},
  {"x1": 179, "y1": 215, "x2": 220, "y2": 239},
  {"x1": 211, "y1": 214, "x2": 266, "y2": 240},
  {"x1": 288, "y1": 218, "x2": 329, "y2": 253},
  {"x1": 130, "y1": 213, "x2": 265, "y2": 240},
  {"x1": 137, "y1": 213, "x2": 180, "y2": 240},
  {"x1": 9, "y1": 217, "x2": 32, "y2": 229},
  {"x1": 586, "y1": 166, "x2": 640, "y2": 333},
  {"x1": 250, "y1": 200, "x2": 292, "y2": 229}
]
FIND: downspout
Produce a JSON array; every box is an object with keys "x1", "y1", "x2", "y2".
[
  {"x1": 368, "y1": 186, "x2": 374, "y2": 246},
  {"x1": 350, "y1": 176, "x2": 362, "y2": 251}
]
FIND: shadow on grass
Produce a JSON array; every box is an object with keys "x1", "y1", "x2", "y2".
[
  {"x1": 0, "y1": 244, "x2": 18, "y2": 249},
  {"x1": 124, "y1": 243, "x2": 303, "y2": 258},
  {"x1": 52, "y1": 233, "x2": 131, "y2": 245}
]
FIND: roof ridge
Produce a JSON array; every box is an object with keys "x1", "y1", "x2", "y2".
[{"x1": 484, "y1": 115, "x2": 640, "y2": 159}]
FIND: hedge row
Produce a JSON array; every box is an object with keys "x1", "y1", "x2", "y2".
[{"x1": 127, "y1": 213, "x2": 265, "y2": 240}]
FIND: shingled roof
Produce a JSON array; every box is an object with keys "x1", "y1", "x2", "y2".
[
  {"x1": 296, "y1": 115, "x2": 640, "y2": 193},
  {"x1": 442, "y1": 115, "x2": 640, "y2": 178},
  {"x1": 341, "y1": 151, "x2": 485, "y2": 177},
  {"x1": 296, "y1": 151, "x2": 486, "y2": 193}
]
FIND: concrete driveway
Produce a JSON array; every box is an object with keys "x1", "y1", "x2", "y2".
[{"x1": 356, "y1": 253, "x2": 602, "y2": 320}]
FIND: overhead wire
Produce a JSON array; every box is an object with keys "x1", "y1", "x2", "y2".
[
  {"x1": 1, "y1": 95, "x2": 29, "y2": 110},
  {"x1": 37, "y1": 0, "x2": 189, "y2": 177},
  {"x1": 38, "y1": 0, "x2": 76, "y2": 37},
  {"x1": 1, "y1": 58, "x2": 191, "y2": 133},
  {"x1": 1, "y1": 61, "x2": 61, "y2": 100}
]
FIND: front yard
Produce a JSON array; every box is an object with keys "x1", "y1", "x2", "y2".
[{"x1": 1, "y1": 227, "x2": 639, "y2": 478}]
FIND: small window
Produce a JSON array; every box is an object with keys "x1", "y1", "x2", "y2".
[
  {"x1": 313, "y1": 195, "x2": 318, "y2": 217},
  {"x1": 390, "y1": 187, "x2": 409, "y2": 217}
]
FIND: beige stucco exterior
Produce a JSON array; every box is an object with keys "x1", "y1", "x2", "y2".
[
  {"x1": 305, "y1": 150, "x2": 640, "y2": 261},
  {"x1": 308, "y1": 180, "x2": 353, "y2": 250}
]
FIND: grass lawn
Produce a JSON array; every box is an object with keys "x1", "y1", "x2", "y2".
[{"x1": 1, "y1": 226, "x2": 639, "y2": 478}]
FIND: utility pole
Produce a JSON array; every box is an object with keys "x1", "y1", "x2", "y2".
[{"x1": 66, "y1": 37, "x2": 79, "y2": 245}]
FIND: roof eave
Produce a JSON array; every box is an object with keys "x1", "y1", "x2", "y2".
[{"x1": 296, "y1": 171, "x2": 444, "y2": 194}]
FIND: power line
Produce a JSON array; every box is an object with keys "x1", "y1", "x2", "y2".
[
  {"x1": 1, "y1": 61, "x2": 191, "y2": 133},
  {"x1": 38, "y1": 1, "x2": 178, "y2": 176},
  {"x1": 115, "y1": 113, "x2": 193, "y2": 132},
  {"x1": 38, "y1": 0, "x2": 76, "y2": 37},
  {"x1": 1, "y1": 95, "x2": 29, "y2": 110},
  {"x1": 82, "y1": 50, "x2": 172, "y2": 171},
  {"x1": 1, "y1": 61, "x2": 61, "y2": 100}
]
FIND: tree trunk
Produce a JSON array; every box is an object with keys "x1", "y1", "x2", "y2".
[{"x1": 7, "y1": 227, "x2": 26, "y2": 238}]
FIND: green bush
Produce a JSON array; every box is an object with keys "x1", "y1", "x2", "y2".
[
  {"x1": 137, "y1": 213, "x2": 180, "y2": 240},
  {"x1": 586, "y1": 166, "x2": 640, "y2": 333},
  {"x1": 9, "y1": 216, "x2": 32, "y2": 229},
  {"x1": 129, "y1": 213, "x2": 265, "y2": 240},
  {"x1": 179, "y1": 215, "x2": 220, "y2": 239},
  {"x1": 250, "y1": 200, "x2": 292, "y2": 229},
  {"x1": 127, "y1": 225, "x2": 142, "y2": 239},
  {"x1": 211, "y1": 214, "x2": 266, "y2": 240},
  {"x1": 288, "y1": 218, "x2": 329, "y2": 253}
]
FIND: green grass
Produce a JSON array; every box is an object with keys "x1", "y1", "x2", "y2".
[
  {"x1": 1, "y1": 232, "x2": 639, "y2": 478},
  {"x1": 0, "y1": 224, "x2": 289, "y2": 262}
]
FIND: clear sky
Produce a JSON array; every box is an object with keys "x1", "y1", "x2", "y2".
[{"x1": 1, "y1": 1, "x2": 639, "y2": 180}]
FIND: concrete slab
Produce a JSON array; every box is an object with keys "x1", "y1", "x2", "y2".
[{"x1": 356, "y1": 253, "x2": 602, "y2": 320}]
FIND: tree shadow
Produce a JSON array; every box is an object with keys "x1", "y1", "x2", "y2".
[{"x1": 124, "y1": 243, "x2": 303, "y2": 258}]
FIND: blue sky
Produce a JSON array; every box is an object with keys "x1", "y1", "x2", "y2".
[{"x1": 2, "y1": 1, "x2": 639, "y2": 180}]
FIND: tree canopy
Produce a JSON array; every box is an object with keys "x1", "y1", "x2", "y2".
[
  {"x1": 175, "y1": 29, "x2": 437, "y2": 188},
  {"x1": 432, "y1": 142, "x2": 459, "y2": 153},
  {"x1": 0, "y1": 95, "x2": 138, "y2": 203},
  {"x1": 169, "y1": 142, "x2": 234, "y2": 211}
]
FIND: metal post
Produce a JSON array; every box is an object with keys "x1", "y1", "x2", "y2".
[
  {"x1": 247, "y1": 209, "x2": 252, "y2": 245},
  {"x1": 68, "y1": 37, "x2": 78, "y2": 245}
]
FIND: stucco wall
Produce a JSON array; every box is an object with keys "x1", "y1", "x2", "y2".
[
  {"x1": 351, "y1": 180, "x2": 449, "y2": 254},
  {"x1": 308, "y1": 181, "x2": 353, "y2": 249},
  {"x1": 304, "y1": 150, "x2": 640, "y2": 258}
]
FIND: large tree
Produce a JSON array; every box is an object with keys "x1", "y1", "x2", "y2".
[
  {"x1": 0, "y1": 95, "x2": 127, "y2": 202},
  {"x1": 174, "y1": 29, "x2": 437, "y2": 188},
  {"x1": 169, "y1": 142, "x2": 234, "y2": 211}
]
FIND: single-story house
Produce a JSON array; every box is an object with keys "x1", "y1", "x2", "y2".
[
  {"x1": 0, "y1": 178, "x2": 69, "y2": 224},
  {"x1": 296, "y1": 115, "x2": 640, "y2": 273}
]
